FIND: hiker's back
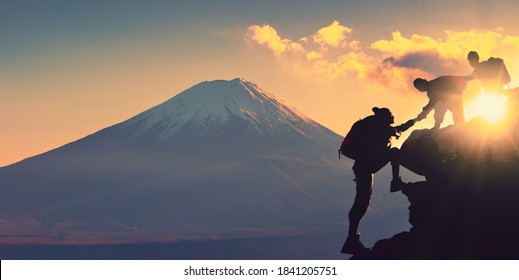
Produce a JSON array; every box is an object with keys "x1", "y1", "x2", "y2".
[{"x1": 429, "y1": 76, "x2": 467, "y2": 94}]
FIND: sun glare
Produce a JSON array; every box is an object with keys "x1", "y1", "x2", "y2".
[{"x1": 466, "y1": 91, "x2": 509, "y2": 124}]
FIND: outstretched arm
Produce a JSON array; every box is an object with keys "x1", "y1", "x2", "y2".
[
  {"x1": 454, "y1": 70, "x2": 475, "y2": 81},
  {"x1": 415, "y1": 102, "x2": 434, "y2": 122},
  {"x1": 395, "y1": 119, "x2": 415, "y2": 133}
]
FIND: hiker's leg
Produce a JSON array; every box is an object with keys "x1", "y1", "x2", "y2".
[
  {"x1": 434, "y1": 101, "x2": 448, "y2": 130},
  {"x1": 390, "y1": 147, "x2": 400, "y2": 180},
  {"x1": 450, "y1": 95, "x2": 465, "y2": 124},
  {"x1": 368, "y1": 150, "x2": 393, "y2": 177},
  {"x1": 370, "y1": 153, "x2": 390, "y2": 174},
  {"x1": 348, "y1": 168, "x2": 373, "y2": 237}
]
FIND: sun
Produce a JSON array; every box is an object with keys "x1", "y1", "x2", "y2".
[{"x1": 465, "y1": 91, "x2": 509, "y2": 124}]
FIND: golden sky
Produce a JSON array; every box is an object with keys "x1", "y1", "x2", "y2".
[{"x1": 2, "y1": 1, "x2": 519, "y2": 166}]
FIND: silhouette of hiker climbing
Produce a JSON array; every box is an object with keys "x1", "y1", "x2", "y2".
[
  {"x1": 339, "y1": 107, "x2": 414, "y2": 255},
  {"x1": 463, "y1": 51, "x2": 519, "y2": 118},
  {"x1": 413, "y1": 75, "x2": 467, "y2": 130},
  {"x1": 463, "y1": 51, "x2": 511, "y2": 93}
]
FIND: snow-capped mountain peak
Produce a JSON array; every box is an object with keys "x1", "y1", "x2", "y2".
[{"x1": 120, "y1": 78, "x2": 319, "y2": 141}]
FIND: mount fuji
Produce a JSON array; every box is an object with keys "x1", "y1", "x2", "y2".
[{"x1": 0, "y1": 78, "x2": 411, "y2": 255}]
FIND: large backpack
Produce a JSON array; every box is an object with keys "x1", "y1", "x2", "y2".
[
  {"x1": 479, "y1": 57, "x2": 511, "y2": 87},
  {"x1": 339, "y1": 119, "x2": 367, "y2": 160}
]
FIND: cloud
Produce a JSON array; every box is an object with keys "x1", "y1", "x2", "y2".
[
  {"x1": 311, "y1": 52, "x2": 370, "y2": 79},
  {"x1": 372, "y1": 52, "x2": 457, "y2": 92},
  {"x1": 504, "y1": 35, "x2": 519, "y2": 48},
  {"x1": 349, "y1": 40, "x2": 361, "y2": 50},
  {"x1": 306, "y1": 51, "x2": 322, "y2": 60},
  {"x1": 382, "y1": 51, "x2": 463, "y2": 75},
  {"x1": 364, "y1": 60, "x2": 429, "y2": 93},
  {"x1": 246, "y1": 22, "x2": 519, "y2": 93},
  {"x1": 312, "y1": 20, "x2": 352, "y2": 48},
  {"x1": 246, "y1": 24, "x2": 304, "y2": 56},
  {"x1": 371, "y1": 30, "x2": 506, "y2": 65},
  {"x1": 439, "y1": 30, "x2": 503, "y2": 58},
  {"x1": 366, "y1": 30, "x2": 519, "y2": 91},
  {"x1": 371, "y1": 31, "x2": 438, "y2": 56}
]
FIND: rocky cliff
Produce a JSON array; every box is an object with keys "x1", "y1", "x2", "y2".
[{"x1": 364, "y1": 112, "x2": 519, "y2": 259}]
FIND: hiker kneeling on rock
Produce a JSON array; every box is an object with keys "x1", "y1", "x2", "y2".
[{"x1": 339, "y1": 107, "x2": 415, "y2": 254}]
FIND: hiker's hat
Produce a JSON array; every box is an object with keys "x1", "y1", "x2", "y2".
[{"x1": 372, "y1": 107, "x2": 392, "y2": 117}]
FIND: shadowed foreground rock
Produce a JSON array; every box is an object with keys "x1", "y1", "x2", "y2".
[{"x1": 360, "y1": 114, "x2": 519, "y2": 259}]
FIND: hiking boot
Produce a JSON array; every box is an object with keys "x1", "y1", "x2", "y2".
[
  {"x1": 341, "y1": 233, "x2": 370, "y2": 255},
  {"x1": 390, "y1": 176, "x2": 406, "y2": 193}
]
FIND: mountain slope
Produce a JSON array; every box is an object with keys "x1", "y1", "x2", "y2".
[{"x1": 118, "y1": 78, "x2": 325, "y2": 141}]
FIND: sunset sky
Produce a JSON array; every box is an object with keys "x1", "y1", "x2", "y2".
[{"x1": 2, "y1": 0, "x2": 519, "y2": 167}]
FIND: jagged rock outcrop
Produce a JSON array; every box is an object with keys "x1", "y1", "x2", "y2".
[{"x1": 364, "y1": 114, "x2": 519, "y2": 259}]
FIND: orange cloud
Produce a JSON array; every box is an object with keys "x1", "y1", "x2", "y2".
[
  {"x1": 349, "y1": 40, "x2": 361, "y2": 50},
  {"x1": 366, "y1": 30, "x2": 519, "y2": 91},
  {"x1": 246, "y1": 22, "x2": 519, "y2": 92},
  {"x1": 312, "y1": 20, "x2": 352, "y2": 48},
  {"x1": 312, "y1": 52, "x2": 372, "y2": 79},
  {"x1": 371, "y1": 31, "x2": 438, "y2": 56},
  {"x1": 247, "y1": 24, "x2": 304, "y2": 56},
  {"x1": 364, "y1": 60, "x2": 429, "y2": 93},
  {"x1": 371, "y1": 30, "x2": 505, "y2": 61},
  {"x1": 306, "y1": 51, "x2": 322, "y2": 61},
  {"x1": 440, "y1": 30, "x2": 503, "y2": 58},
  {"x1": 504, "y1": 35, "x2": 519, "y2": 48}
]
